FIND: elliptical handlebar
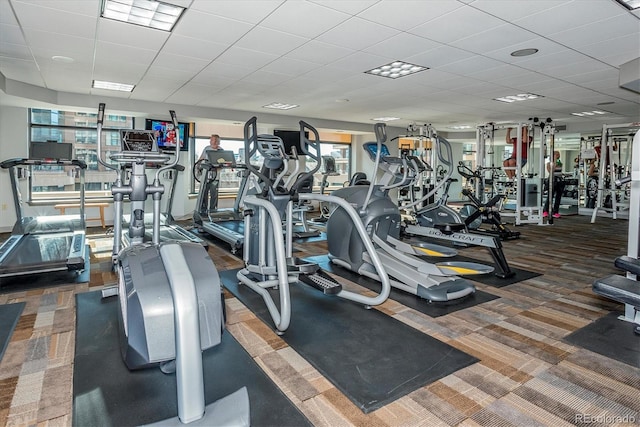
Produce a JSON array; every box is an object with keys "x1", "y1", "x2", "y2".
[
  {"x1": 289, "y1": 120, "x2": 322, "y2": 194},
  {"x1": 361, "y1": 123, "x2": 387, "y2": 213}
]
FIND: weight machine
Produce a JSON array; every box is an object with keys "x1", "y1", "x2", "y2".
[{"x1": 590, "y1": 122, "x2": 638, "y2": 223}]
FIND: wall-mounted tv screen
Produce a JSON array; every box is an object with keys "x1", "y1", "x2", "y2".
[
  {"x1": 145, "y1": 119, "x2": 190, "y2": 151},
  {"x1": 274, "y1": 130, "x2": 310, "y2": 156}
]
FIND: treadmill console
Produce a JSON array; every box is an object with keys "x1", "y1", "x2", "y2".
[
  {"x1": 121, "y1": 130, "x2": 158, "y2": 153},
  {"x1": 206, "y1": 150, "x2": 237, "y2": 168}
]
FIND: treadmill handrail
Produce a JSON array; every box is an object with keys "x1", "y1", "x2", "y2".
[{"x1": 0, "y1": 158, "x2": 87, "y2": 169}]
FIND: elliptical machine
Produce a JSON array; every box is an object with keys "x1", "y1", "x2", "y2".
[
  {"x1": 237, "y1": 117, "x2": 391, "y2": 334},
  {"x1": 96, "y1": 103, "x2": 249, "y2": 426},
  {"x1": 327, "y1": 123, "x2": 491, "y2": 303}
]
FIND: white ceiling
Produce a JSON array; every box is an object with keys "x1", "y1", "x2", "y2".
[{"x1": 0, "y1": 0, "x2": 639, "y2": 135}]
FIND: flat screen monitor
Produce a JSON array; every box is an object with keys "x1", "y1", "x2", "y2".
[
  {"x1": 273, "y1": 130, "x2": 310, "y2": 156},
  {"x1": 30, "y1": 142, "x2": 73, "y2": 160},
  {"x1": 145, "y1": 119, "x2": 190, "y2": 151}
]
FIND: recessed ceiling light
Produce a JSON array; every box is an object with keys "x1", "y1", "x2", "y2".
[
  {"x1": 92, "y1": 80, "x2": 135, "y2": 92},
  {"x1": 449, "y1": 125, "x2": 472, "y2": 130},
  {"x1": 101, "y1": 0, "x2": 185, "y2": 32},
  {"x1": 510, "y1": 48, "x2": 539, "y2": 57},
  {"x1": 52, "y1": 55, "x2": 74, "y2": 63},
  {"x1": 494, "y1": 93, "x2": 542, "y2": 103},
  {"x1": 571, "y1": 110, "x2": 609, "y2": 117},
  {"x1": 372, "y1": 117, "x2": 400, "y2": 122},
  {"x1": 263, "y1": 102, "x2": 299, "y2": 110},
  {"x1": 615, "y1": 0, "x2": 640, "y2": 10},
  {"x1": 365, "y1": 61, "x2": 428, "y2": 79}
]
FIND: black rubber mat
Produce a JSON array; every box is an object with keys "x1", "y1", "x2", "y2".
[
  {"x1": 302, "y1": 254, "x2": 500, "y2": 317},
  {"x1": 563, "y1": 312, "x2": 639, "y2": 368},
  {"x1": 0, "y1": 245, "x2": 90, "y2": 293},
  {"x1": 0, "y1": 302, "x2": 25, "y2": 361},
  {"x1": 221, "y1": 268, "x2": 478, "y2": 413},
  {"x1": 73, "y1": 291, "x2": 310, "y2": 427}
]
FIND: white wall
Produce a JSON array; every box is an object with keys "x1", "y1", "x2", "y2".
[{"x1": 0, "y1": 106, "x2": 29, "y2": 231}]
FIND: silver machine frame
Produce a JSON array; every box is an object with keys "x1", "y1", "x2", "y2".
[
  {"x1": 96, "y1": 103, "x2": 249, "y2": 425},
  {"x1": 237, "y1": 116, "x2": 391, "y2": 334}
]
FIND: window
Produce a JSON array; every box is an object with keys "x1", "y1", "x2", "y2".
[
  {"x1": 305, "y1": 143, "x2": 351, "y2": 192},
  {"x1": 191, "y1": 137, "x2": 350, "y2": 195},
  {"x1": 29, "y1": 109, "x2": 134, "y2": 202}
]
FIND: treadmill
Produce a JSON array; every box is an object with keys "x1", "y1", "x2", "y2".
[
  {"x1": 119, "y1": 147, "x2": 207, "y2": 249},
  {"x1": 0, "y1": 142, "x2": 87, "y2": 280},
  {"x1": 193, "y1": 150, "x2": 246, "y2": 254}
]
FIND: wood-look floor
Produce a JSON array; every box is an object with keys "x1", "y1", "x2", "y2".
[{"x1": 0, "y1": 214, "x2": 638, "y2": 427}]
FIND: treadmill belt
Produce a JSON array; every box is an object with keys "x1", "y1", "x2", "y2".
[
  {"x1": 216, "y1": 220, "x2": 244, "y2": 234},
  {"x1": 1, "y1": 233, "x2": 74, "y2": 271}
]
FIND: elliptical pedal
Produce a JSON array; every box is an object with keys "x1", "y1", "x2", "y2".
[{"x1": 298, "y1": 269, "x2": 342, "y2": 295}]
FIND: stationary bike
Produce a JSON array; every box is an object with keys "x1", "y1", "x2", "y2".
[
  {"x1": 456, "y1": 162, "x2": 521, "y2": 240},
  {"x1": 96, "y1": 103, "x2": 249, "y2": 426}
]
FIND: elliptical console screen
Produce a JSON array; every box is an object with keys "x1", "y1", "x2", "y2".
[
  {"x1": 363, "y1": 142, "x2": 391, "y2": 160},
  {"x1": 121, "y1": 130, "x2": 157, "y2": 152}
]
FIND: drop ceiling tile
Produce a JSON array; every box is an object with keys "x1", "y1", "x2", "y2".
[
  {"x1": 357, "y1": 0, "x2": 463, "y2": 30},
  {"x1": 129, "y1": 78, "x2": 184, "y2": 102},
  {"x1": 310, "y1": 0, "x2": 379, "y2": 15},
  {"x1": 0, "y1": 42, "x2": 32, "y2": 60},
  {"x1": 40, "y1": 69, "x2": 92, "y2": 92},
  {"x1": 1, "y1": 24, "x2": 26, "y2": 45},
  {"x1": 513, "y1": 0, "x2": 626, "y2": 35},
  {"x1": 409, "y1": 6, "x2": 504, "y2": 44},
  {"x1": 171, "y1": 9, "x2": 252, "y2": 45},
  {"x1": 92, "y1": 63, "x2": 148, "y2": 83},
  {"x1": 451, "y1": 24, "x2": 538, "y2": 54},
  {"x1": 407, "y1": 45, "x2": 469, "y2": 69},
  {"x1": 261, "y1": 57, "x2": 318, "y2": 76},
  {"x1": 484, "y1": 37, "x2": 566, "y2": 62},
  {"x1": 437, "y1": 55, "x2": 504, "y2": 76},
  {"x1": 580, "y1": 33, "x2": 640, "y2": 67},
  {"x1": 162, "y1": 35, "x2": 229, "y2": 61},
  {"x1": 364, "y1": 33, "x2": 441, "y2": 60},
  {"x1": 144, "y1": 65, "x2": 194, "y2": 82},
  {"x1": 97, "y1": 17, "x2": 170, "y2": 50},
  {"x1": 234, "y1": 26, "x2": 309, "y2": 56},
  {"x1": 0, "y1": 1, "x2": 17, "y2": 25},
  {"x1": 548, "y1": 13, "x2": 640, "y2": 49},
  {"x1": 0, "y1": 57, "x2": 44, "y2": 86},
  {"x1": 469, "y1": 0, "x2": 573, "y2": 22},
  {"x1": 285, "y1": 40, "x2": 355, "y2": 65},
  {"x1": 315, "y1": 16, "x2": 400, "y2": 51},
  {"x1": 194, "y1": 62, "x2": 254, "y2": 82},
  {"x1": 153, "y1": 52, "x2": 210, "y2": 73},
  {"x1": 241, "y1": 70, "x2": 292, "y2": 86},
  {"x1": 166, "y1": 82, "x2": 220, "y2": 105},
  {"x1": 215, "y1": 46, "x2": 279, "y2": 69},
  {"x1": 259, "y1": 1, "x2": 350, "y2": 38},
  {"x1": 12, "y1": 1, "x2": 97, "y2": 38},
  {"x1": 95, "y1": 41, "x2": 157, "y2": 67},
  {"x1": 189, "y1": 0, "x2": 283, "y2": 24},
  {"x1": 327, "y1": 51, "x2": 391, "y2": 73},
  {"x1": 13, "y1": 0, "x2": 100, "y2": 17},
  {"x1": 24, "y1": 30, "x2": 94, "y2": 58}
]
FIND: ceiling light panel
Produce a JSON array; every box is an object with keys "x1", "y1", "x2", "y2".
[
  {"x1": 372, "y1": 117, "x2": 400, "y2": 122},
  {"x1": 365, "y1": 61, "x2": 428, "y2": 79},
  {"x1": 92, "y1": 80, "x2": 135, "y2": 92},
  {"x1": 263, "y1": 102, "x2": 299, "y2": 110},
  {"x1": 101, "y1": 0, "x2": 185, "y2": 32},
  {"x1": 616, "y1": 0, "x2": 640, "y2": 9},
  {"x1": 494, "y1": 93, "x2": 542, "y2": 103}
]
